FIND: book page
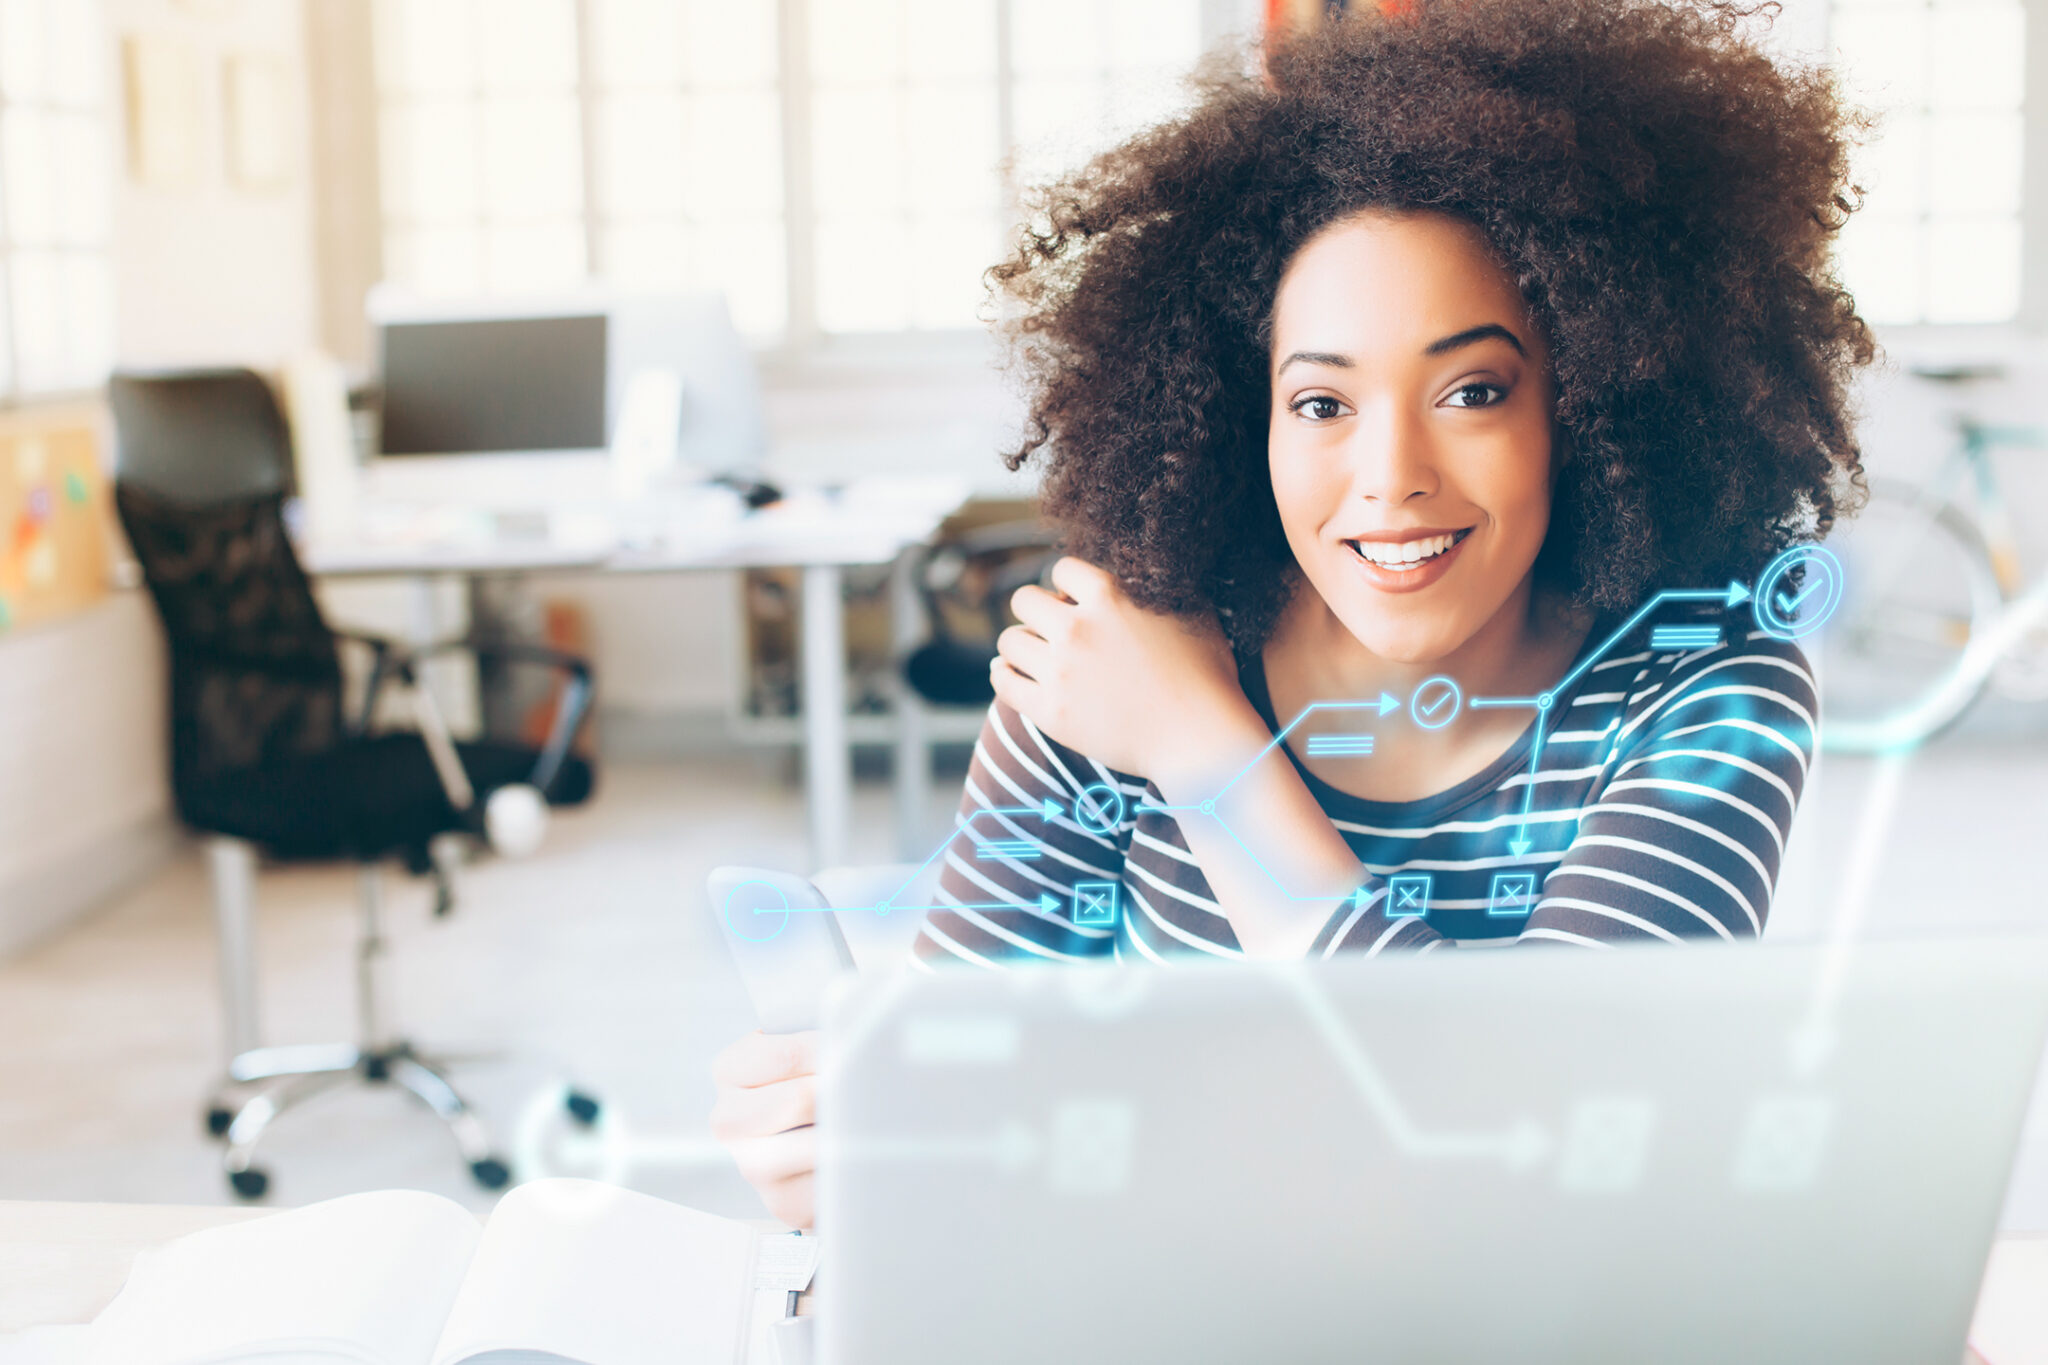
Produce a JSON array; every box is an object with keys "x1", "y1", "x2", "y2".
[
  {"x1": 430, "y1": 1181, "x2": 756, "y2": 1365},
  {"x1": 83, "y1": 1190, "x2": 481, "y2": 1365}
]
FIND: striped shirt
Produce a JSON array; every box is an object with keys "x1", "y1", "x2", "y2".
[{"x1": 910, "y1": 605, "x2": 1816, "y2": 967}]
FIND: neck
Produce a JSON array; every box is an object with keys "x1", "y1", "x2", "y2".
[{"x1": 1264, "y1": 574, "x2": 1573, "y2": 705}]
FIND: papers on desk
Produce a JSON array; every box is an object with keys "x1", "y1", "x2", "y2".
[{"x1": 62, "y1": 1180, "x2": 760, "y2": 1365}]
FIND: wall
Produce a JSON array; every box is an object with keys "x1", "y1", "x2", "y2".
[{"x1": 0, "y1": 0, "x2": 322, "y2": 955}]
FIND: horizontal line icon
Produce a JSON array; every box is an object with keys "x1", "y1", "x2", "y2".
[
  {"x1": 1648, "y1": 625, "x2": 1722, "y2": 650},
  {"x1": 1304, "y1": 734, "x2": 1375, "y2": 757},
  {"x1": 974, "y1": 840, "x2": 1042, "y2": 860}
]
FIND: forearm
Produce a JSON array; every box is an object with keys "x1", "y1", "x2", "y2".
[{"x1": 1153, "y1": 701, "x2": 1366, "y2": 959}]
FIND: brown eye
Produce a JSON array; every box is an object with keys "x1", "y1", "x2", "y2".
[
  {"x1": 1290, "y1": 395, "x2": 1345, "y2": 421},
  {"x1": 1444, "y1": 382, "x2": 1507, "y2": 409}
]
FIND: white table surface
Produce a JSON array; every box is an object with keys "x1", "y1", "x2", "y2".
[{"x1": 3, "y1": 1201, "x2": 2041, "y2": 1362}]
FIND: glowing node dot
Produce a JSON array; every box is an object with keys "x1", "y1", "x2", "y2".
[
  {"x1": 1200, "y1": 799, "x2": 1215, "y2": 815},
  {"x1": 1538, "y1": 693, "x2": 1554, "y2": 711}
]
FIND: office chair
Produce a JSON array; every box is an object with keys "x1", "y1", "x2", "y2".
[
  {"x1": 110, "y1": 368, "x2": 601, "y2": 1199},
  {"x1": 901, "y1": 519, "x2": 1060, "y2": 707}
]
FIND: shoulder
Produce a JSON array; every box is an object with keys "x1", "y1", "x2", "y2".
[
  {"x1": 971, "y1": 700, "x2": 1152, "y2": 806},
  {"x1": 1613, "y1": 613, "x2": 1817, "y2": 760}
]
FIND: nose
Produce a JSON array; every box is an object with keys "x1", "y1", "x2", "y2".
[{"x1": 1346, "y1": 399, "x2": 1439, "y2": 506}]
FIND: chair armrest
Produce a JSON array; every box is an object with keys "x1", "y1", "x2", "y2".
[{"x1": 347, "y1": 637, "x2": 596, "y2": 799}]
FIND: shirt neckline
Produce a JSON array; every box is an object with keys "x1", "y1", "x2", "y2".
[{"x1": 1238, "y1": 615, "x2": 1620, "y2": 825}]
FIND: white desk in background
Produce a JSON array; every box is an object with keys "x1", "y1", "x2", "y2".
[{"x1": 296, "y1": 478, "x2": 974, "y2": 869}]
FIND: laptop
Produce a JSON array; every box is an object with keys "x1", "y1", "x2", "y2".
[{"x1": 817, "y1": 935, "x2": 2048, "y2": 1364}]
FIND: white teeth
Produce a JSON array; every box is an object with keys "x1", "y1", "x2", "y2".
[{"x1": 1351, "y1": 532, "x2": 1460, "y2": 567}]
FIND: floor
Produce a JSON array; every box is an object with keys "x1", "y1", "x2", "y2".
[{"x1": 2, "y1": 740, "x2": 2046, "y2": 1229}]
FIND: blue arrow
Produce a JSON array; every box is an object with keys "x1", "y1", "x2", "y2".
[
  {"x1": 1725, "y1": 580, "x2": 1751, "y2": 608},
  {"x1": 1507, "y1": 837, "x2": 1533, "y2": 857},
  {"x1": 1041, "y1": 797, "x2": 1062, "y2": 821},
  {"x1": 1039, "y1": 894, "x2": 1058, "y2": 913},
  {"x1": 1377, "y1": 691, "x2": 1398, "y2": 716}
]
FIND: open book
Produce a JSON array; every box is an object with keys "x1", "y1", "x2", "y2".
[{"x1": 77, "y1": 1179, "x2": 793, "y2": 1365}]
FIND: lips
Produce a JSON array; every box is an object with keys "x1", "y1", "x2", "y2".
[{"x1": 1340, "y1": 527, "x2": 1473, "y2": 593}]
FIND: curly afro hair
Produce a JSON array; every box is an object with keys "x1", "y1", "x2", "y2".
[{"x1": 992, "y1": 0, "x2": 1875, "y2": 653}]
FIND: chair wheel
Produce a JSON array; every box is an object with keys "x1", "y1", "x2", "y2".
[
  {"x1": 205, "y1": 1105, "x2": 234, "y2": 1137},
  {"x1": 229, "y1": 1167, "x2": 270, "y2": 1200},
  {"x1": 470, "y1": 1157, "x2": 512, "y2": 1190},
  {"x1": 565, "y1": 1090, "x2": 601, "y2": 1126}
]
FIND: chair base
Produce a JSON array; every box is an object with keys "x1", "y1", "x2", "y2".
[{"x1": 207, "y1": 1041, "x2": 518, "y2": 1199}]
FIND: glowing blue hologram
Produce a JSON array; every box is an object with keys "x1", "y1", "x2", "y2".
[
  {"x1": 1374, "y1": 690, "x2": 1399, "y2": 716},
  {"x1": 1386, "y1": 873, "x2": 1433, "y2": 917},
  {"x1": 1649, "y1": 624, "x2": 1723, "y2": 651},
  {"x1": 1487, "y1": 871, "x2": 1538, "y2": 917},
  {"x1": 1071, "y1": 881, "x2": 1120, "y2": 927},
  {"x1": 1046, "y1": 1097, "x2": 1138, "y2": 1195},
  {"x1": 1556, "y1": 1095, "x2": 1658, "y2": 1194},
  {"x1": 1730, "y1": 1093, "x2": 1834, "y2": 1192},
  {"x1": 721, "y1": 878, "x2": 791, "y2": 943},
  {"x1": 975, "y1": 840, "x2": 1041, "y2": 860},
  {"x1": 1040, "y1": 797, "x2": 1062, "y2": 821},
  {"x1": 1073, "y1": 782, "x2": 1126, "y2": 834},
  {"x1": 1304, "y1": 733, "x2": 1375, "y2": 757},
  {"x1": 1752, "y1": 544, "x2": 1844, "y2": 641},
  {"x1": 1409, "y1": 675, "x2": 1462, "y2": 729},
  {"x1": 1038, "y1": 893, "x2": 1059, "y2": 914}
]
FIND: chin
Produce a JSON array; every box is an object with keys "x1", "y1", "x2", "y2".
[{"x1": 1331, "y1": 599, "x2": 1478, "y2": 665}]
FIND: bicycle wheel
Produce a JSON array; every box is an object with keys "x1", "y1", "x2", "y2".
[{"x1": 1815, "y1": 478, "x2": 2002, "y2": 752}]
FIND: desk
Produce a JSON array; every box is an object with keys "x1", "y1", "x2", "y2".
[
  {"x1": 298, "y1": 479, "x2": 972, "y2": 870},
  {"x1": 3, "y1": 1200, "x2": 2041, "y2": 1361}
]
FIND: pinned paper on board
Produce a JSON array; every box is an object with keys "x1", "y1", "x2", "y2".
[{"x1": 0, "y1": 413, "x2": 111, "y2": 635}]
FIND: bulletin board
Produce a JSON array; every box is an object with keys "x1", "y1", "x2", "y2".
[{"x1": 0, "y1": 409, "x2": 112, "y2": 635}]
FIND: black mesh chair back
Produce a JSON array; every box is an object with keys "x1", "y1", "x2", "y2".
[
  {"x1": 110, "y1": 370, "x2": 344, "y2": 806},
  {"x1": 115, "y1": 481, "x2": 345, "y2": 797}
]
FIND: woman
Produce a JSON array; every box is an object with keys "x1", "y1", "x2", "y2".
[{"x1": 715, "y1": 0, "x2": 1871, "y2": 1226}]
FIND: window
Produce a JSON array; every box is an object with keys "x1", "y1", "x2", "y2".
[
  {"x1": 0, "y1": 0, "x2": 114, "y2": 399},
  {"x1": 1829, "y1": 0, "x2": 2026, "y2": 326},
  {"x1": 371, "y1": 0, "x2": 1207, "y2": 340}
]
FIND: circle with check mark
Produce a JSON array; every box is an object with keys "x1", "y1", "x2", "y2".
[
  {"x1": 722, "y1": 879, "x2": 789, "y2": 943},
  {"x1": 1752, "y1": 545, "x2": 1843, "y2": 641},
  {"x1": 1074, "y1": 783, "x2": 1126, "y2": 835},
  {"x1": 1409, "y1": 675, "x2": 1462, "y2": 730}
]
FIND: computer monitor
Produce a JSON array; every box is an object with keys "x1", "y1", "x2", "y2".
[
  {"x1": 379, "y1": 312, "x2": 610, "y2": 459},
  {"x1": 364, "y1": 288, "x2": 766, "y2": 508}
]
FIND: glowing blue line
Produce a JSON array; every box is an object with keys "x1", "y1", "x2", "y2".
[
  {"x1": 1213, "y1": 700, "x2": 1386, "y2": 800},
  {"x1": 878, "y1": 804, "x2": 1056, "y2": 908},
  {"x1": 1548, "y1": 588, "x2": 1729, "y2": 697},
  {"x1": 1469, "y1": 696, "x2": 1541, "y2": 709}
]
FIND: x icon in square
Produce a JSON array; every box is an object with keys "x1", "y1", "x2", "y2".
[
  {"x1": 1386, "y1": 873, "x2": 1433, "y2": 917},
  {"x1": 1488, "y1": 871, "x2": 1539, "y2": 917},
  {"x1": 1071, "y1": 881, "x2": 1119, "y2": 928}
]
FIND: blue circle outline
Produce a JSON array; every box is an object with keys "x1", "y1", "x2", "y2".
[
  {"x1": 1409, "y1": 675, "x2": 1463, "y2": 730},
  {"x1": 722, "y1": 879, "x2": 790, "y2": 943},
  {"x1": 1752, "y1": 544, "x2": 1844, "y2": 641},
  {"x1": 1074, "y1": 782, "x2": 1126, "y2": 834}
]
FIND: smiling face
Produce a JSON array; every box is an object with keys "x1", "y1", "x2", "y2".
[{"x1": 1268, "y1": 210, "x2": 1557, "y2": 664}]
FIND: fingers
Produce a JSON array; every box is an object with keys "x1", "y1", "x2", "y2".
[
  {"x1": 710, "y1": 1072, "x2": 817, "y2": 1143},
  {"x1": 711, "y1": 1029, "x2": 819, "y2": 1090},
  {"x1": 995, "y1": 623, "x2": 1052, "y2": 681},
  {"x1": 1008, "y1": 581, "x2": 1069, "y2": 634},
  {"x1": 757, "y1": 1170, "x2": 815, "y2": 1231},
  {"x1": 1048, "y1": 555, "x2": 1113, "y2": 603},
  {"x1": 727, "y1": 1124, "x2": 817, "y2": 1184}
]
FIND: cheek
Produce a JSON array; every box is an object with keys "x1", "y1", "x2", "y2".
[{"x1": 1267, "y1": 429, "x2": 1342, "y2": 549}]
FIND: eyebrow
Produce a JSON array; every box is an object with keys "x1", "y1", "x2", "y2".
[{"x1": 1275, "y1": 323, "x2": 1527, "y2": 375}]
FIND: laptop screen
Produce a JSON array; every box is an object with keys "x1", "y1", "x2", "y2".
[{"x1": 379, "y1": 314, "x2": 608, "y2": 456}]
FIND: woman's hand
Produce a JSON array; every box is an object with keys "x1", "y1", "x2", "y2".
[
  {"x1": 993, "y1": 556, "x2": 1262, "y2": 798},
  {"x1": 709, "y1": 1030, "x2": 819, "y2": 1230}
]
